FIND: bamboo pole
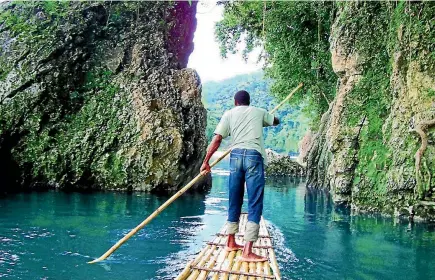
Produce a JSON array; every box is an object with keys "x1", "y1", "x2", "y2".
[
  {"x1": 269, "y1": 83, "x2": 303, "y2": 114},
  {"x1": 213, "y1": 225, "x2": 231, "y2": 279},
  {"x1": 197, "y1": 252, "x2": 219, "y2": 280},
  {"x1": 176, "y1": 260, "x2": 194, "y2": 280},
  {"x1": 88, "y1": 83, "x2": 303, "y2": 264},
  {"x1": 252, "y1": 246, "x2": 264, "y2": 280},
  {"x1": 261, "y1": 219, "x2": 281, "y2": 280},
  {"x1": 255, "y1": 256, "x2": 263, "y2": 280},
  {"x1": 187, "y1": 244, "x2": 218, "y2": 280},
  {"x1": 248, "y1": 262, "x2": 256, "y2": 280},
  {"x1": 257, "y1": 222, "x2": 271, "y2": 277},
  {"x1": 230, "y1": 251, "x2": 243, "y2": 280},
  {"x1": 240, "y1": 261, "x2": 249, "y2": 280},
  {"x1": 175, "y1": 243, "x2": 213, "y2": 280},
  {"x1": 262, "y1": 239, "x2": 271, "y2": 277},
  {"x1": 188, "y1": 229, "x2": 226, "y2": 280},
  {"x1": 221, "y1": 250, "x2": 237, "y2": 280},
  {"x1": 230, "y1": 214, "x2": 245, "y2": 280},
  {"x1": 191, "y1": 226, "x2": 227, "y2": 280},
  {"x1": 178, "y1": 225, "x2": 223, "y2": 280},
  {"x1": 211, "y1": 249, "x2": 229, "y2": 280}
]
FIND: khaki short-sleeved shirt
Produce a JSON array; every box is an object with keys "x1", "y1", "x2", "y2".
[{"x1": 214, "y1": 106, "x2": 274, "y2": 165}]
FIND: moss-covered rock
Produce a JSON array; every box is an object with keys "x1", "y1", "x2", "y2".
[
  {"x1": 265, "y1": 149, "x2": 305, "y2": 177},
  {"x1": 0, "y1": 1, "x2": 209, "y2": 192},
  {"x1": 305, "y1": 2, "x2": 435, "y2": 220}
]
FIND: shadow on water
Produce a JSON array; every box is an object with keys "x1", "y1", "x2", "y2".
[
  {"x1": 266, "y1": 176, "x2": 304, "y2": 188},
  {"x1": 304, "y1": 186, "x2": 350, "y2": 219}
]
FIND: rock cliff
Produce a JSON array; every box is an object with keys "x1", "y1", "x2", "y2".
[
  {"x1": 0, "y1": 1, "x2": 208, "y2": 192},
  {"x1": 305, "y1": 2, "x2": 435, "y2": 220}
]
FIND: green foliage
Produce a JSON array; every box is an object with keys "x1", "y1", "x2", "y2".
[
  {"x1": 336, "y1": 3, "x2": 393, "y2": 202},
  {"x1": 395, "y1": 2, "x2": 435, "y2": 73},
  {"x1": 215, "y1": 1, "x2": 435, "y2": 211},
  {"x1": 1, "y1": 0, "x2": 195, "y2": 191},
  {"x1": 43, "y1": 0, "x2": 69, "y2": 17},
  {"x1": 341, "y1": 3, "x2": 393, "y2": 195},
  {"x1": 0, "y1": 69, "x2": 8, "y2": 81},
  {"x1": 216, "y1": 1, "x2": 337, "y2": 128},
  {"x1": 0, "y1": 1, "x2": 70, "y2": 37},
  {"x1": 426, "y1": 89, "x2": 435, "y2": 98},
  {"x1": 203, "y1": 72, "x2": 309, "y2": 154},
  {"x1": 0, "y1": 7, "x2": 34, "y2": 35},
  {"x1": 343, "y1": 1, "x2": 435, "y2": 202}
]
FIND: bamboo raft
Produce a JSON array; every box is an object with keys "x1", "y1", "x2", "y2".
[{"x1": 176, "y1": 214, "x2": 281, "y2": 280}]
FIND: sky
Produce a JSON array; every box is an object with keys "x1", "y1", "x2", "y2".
[{"x1": 187, "y1": 1, "x2": 263, "y2": 83}]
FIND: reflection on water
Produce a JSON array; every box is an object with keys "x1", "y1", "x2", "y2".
[
  {"x1": 1, "y1": 174, "x2": 435, "y2": 279},
  {"x1": 0, "y1": 191, "x2": 209, "y2": 279}
]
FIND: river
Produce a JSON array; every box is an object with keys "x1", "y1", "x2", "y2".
[{"x1": 1, "y1": 168, "x2": 435, "y2": 279}]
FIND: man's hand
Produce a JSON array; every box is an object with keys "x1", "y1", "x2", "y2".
[
  {"x1": 200, "y1": 162, "x2": 211, "y2": 174},
  {"x1": 273, "y1": 117, "x2": 280, "y2": 126},
  {"x1": 200, "y1": 134, "x2": 223, "y2": 174}
]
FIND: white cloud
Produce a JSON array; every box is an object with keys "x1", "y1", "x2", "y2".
[{"x1": 187, "y1": 1, "x2": 263, "y2": 83}]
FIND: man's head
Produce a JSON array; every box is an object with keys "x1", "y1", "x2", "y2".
[{"x1": 234, "y1": 90, "x2": 250, "y2": 106}]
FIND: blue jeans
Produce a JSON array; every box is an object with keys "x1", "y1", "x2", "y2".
[{"x1": 228, "y1": 148, "x2": 265, "y2": 226}]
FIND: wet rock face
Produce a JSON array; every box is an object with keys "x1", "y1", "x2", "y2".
[
  {"x1": 0, "y1": 1, "x2": 209, "y2": 192},
  {"x1": 306, "y1": 2, "x2": 435, "y2": 219}
]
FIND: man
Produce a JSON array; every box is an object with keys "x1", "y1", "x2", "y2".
[{"x1": 200, "y1": 90, "x2": 279, "y2": 262}]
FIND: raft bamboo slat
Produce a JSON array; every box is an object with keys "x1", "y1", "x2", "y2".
[
  {"x1": 215, "y1": 233, "x2": 272, "y2": 239},
  {"x1": 176, "y1": 214, "x2": 281, "y2": 280}
]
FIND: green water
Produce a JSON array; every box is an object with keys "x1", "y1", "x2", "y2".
[{"x1": 1, "y1": 171, "x2": 435, "y2": 279}]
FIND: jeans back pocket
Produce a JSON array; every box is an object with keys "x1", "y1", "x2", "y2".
[
  {"x1": 247, "y1": 158, "x2": 263, "y2": 174},
  {"x1": 230, "y1": 157, "x2": 239, "y2": 173}
]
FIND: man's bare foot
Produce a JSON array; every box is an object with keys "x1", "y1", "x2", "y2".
[
  {"x1": 225, "y1": 234, "x2": 244, "y2": 251},
  {"x1": 225, "y1": 244, "x2": 244, "y2": 252},
  {"x1": 240, "y1": 241, "x2": 267, "y2": 262},
  {"x1": 239, "y1": 252, "x2": 267, "y2": 262}
]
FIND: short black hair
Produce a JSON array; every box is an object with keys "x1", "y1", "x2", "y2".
[{"x1": 234, "y1": 90, "x2": 250, "y2": 105}]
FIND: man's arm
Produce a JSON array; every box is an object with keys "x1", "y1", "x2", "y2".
[{"x1": 200, "y1": 134, "x2": 223, "y2": 173}]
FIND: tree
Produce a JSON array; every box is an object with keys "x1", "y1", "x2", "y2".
[{"x1": 215, "y1": 1, "x2": 337, "y2": 128}]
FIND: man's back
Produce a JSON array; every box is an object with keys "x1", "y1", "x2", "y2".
[
  {"x1": 214, "y1": 106, "x2": 274, "y2": 164},
  {"x1": 200, "y1": 89, "x2": 279, "y2": 262}
]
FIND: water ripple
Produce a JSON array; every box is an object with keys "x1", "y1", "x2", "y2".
[
  {"x1": 2, "y1": 177, "x2": 435, "y2": 279},
  {"x1": 268, "y1": 222, "x2": 298, "y2": 264}
]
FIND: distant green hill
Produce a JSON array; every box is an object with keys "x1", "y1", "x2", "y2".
[{"x1": 202, "y1": 72, "x2": 309, "y2": 154}]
